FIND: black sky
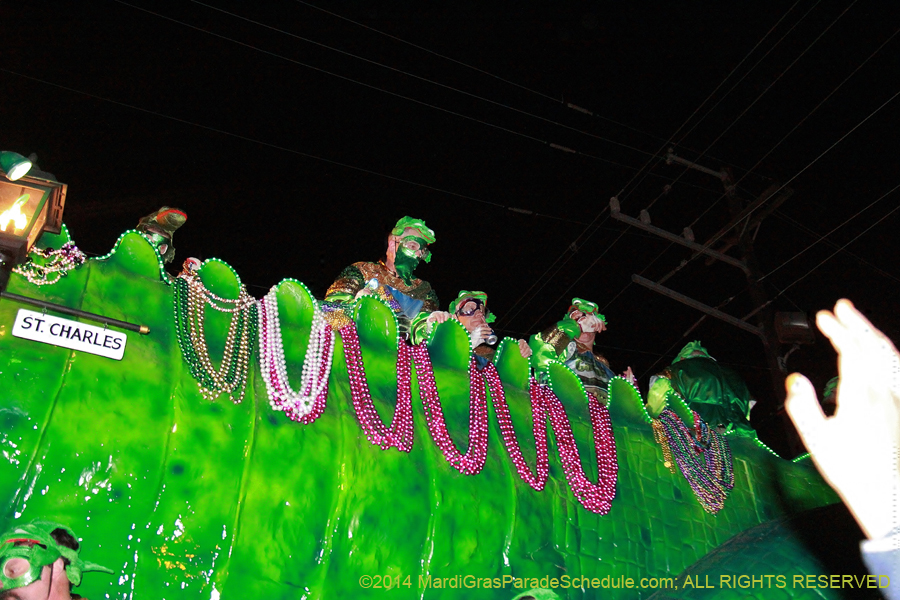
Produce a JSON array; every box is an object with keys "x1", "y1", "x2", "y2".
[{"x1": 3, "y1": 1, "x2": 899, "y2": 453}]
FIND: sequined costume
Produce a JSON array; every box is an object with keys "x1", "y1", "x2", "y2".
[
  {"x1": 326, "y1": 261, "x2": 439, "y2": 312},
  {"x1": 530, "y1": 317, "x2": 616, "y2": 401},
  {"x1": 325, "y1": 261, "x2": 439, "y2": 338}
]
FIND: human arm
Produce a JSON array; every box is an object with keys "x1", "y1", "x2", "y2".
[
  {"x1": 409, "y1": 310, "x2": 452, "y2": 345},
  {"x1": 426, "y1": 311, "x2": 452, "y2": 329},
  {"x1": 529, "y1": 316, "x2": 580, "y2": 381},
  {"x1": 784, "y1": 299, "x2": 900, "y2": 542},
  {"x1": 518, "y1": 339, "x2": 532, "y2": 359},
  {"x1": 324, "y1": 265, "x2": 366, "y2": 304}
]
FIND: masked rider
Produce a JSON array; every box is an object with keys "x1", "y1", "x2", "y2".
[
  {"x1": 426, "y1": 291, "x2": 531, "y2": 369},
  {"x1": 0, "y1": 520, "x2": 112, "y2": 599},
  {"x1": 530, "y1": 298, "x2": 632, "y2": 403},
  {"x1": 135, "y1": 207, "x2": 187, "y2": 265},
  {"x1": 325, "y1": 216, "x2": 439, "y2": 339}
]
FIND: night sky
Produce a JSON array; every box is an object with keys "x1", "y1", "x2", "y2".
[{"x1": 4, "y1": 2, "x2": 899, "y2": 453}]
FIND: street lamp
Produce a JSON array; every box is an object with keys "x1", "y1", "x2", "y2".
[
  {"x1": 0, "y1": 153, "x2": 148, "y2": 333},
  {"x1": 0, "y1": 151, "x2": 33, "y2": 181},
  {"x1": 0, "y1": 155, "x2": 67, "y2": 291}
]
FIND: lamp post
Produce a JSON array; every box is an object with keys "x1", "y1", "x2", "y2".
[
  {"x1": 0, "y1": 154, "x2": 66, "y2": 291},
  {"x1": 0, "y1": 152, "x2": 149, "y2": 334}
]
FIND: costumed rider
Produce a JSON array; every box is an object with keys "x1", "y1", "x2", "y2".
[
  {"x1": 425, "y1": 291, "x2": 531, "y2": 369},
  {"x1": 325, "y1": 216, "x2": 439, "y2": 339},
  {"x1": 135, "y1": 207, "x2": 188, "y2": 265},
  {"x1": 646, "y1": 341, "x2": 755, "y2": 434},
  {"x1": 529, "y1": 298, "x2": 633, "y2": 403},
  {"x1": 0, "y1": 520, "x2": 113, "y2": 599}
]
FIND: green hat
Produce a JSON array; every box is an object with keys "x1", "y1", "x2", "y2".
[
  {"x1": 449, "y1": 290, "x2": 496, "y2": 323},
  {"x1": 392, "y1": 216, "x2": 435, "y2": 244},
  {"x1": 569, "y1": 297, "x2": 606, "y2": 324},
  {"x1": 674, "y1": 340, "x2": 713, "y2": 363},
  {"x1": 0, "y1": 520, "x2": 113, "y2": 591},
  {"x1": 136, "y1": 206, "x2": 187, "y2": 264}
]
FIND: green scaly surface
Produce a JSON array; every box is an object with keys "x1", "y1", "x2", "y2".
[{"x1": 0, "y1": 228, "x2": 844, "y2": 599}]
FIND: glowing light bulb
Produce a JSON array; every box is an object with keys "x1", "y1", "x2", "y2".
[{"x1": 0, "y1": 194, "x2": 29, "y2": 233}]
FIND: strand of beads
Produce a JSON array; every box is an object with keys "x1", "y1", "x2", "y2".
[
  {"x1": 410, "y1": 343, "x2": 489, "y2": 475},
  {"x1": 339, "y1": 322, "x2": 414, "y2": 451},
  {"x1": 533, "y1": 381, "x2": 619, "y2": 514},
  {"x1": 174, "y1": 273, "x2": 257, "y2": 403},
  {"x1": 13, "y1": 242, "x2": 87, "y2": 285},
  {"x1": 258, "y1": 286, "x2": 335, "y2": 423},
  {"x1": 292, "y1": 328, "x2": 333, "y2": 425},
  {"x1": 651, "y1": 419, "x2": 677, "y2": 473},
  {"x1": 481, "y1": 363, "x2": 548, "y2": 489},
  {"x1": 653, "y1": 408, "x2": 734, "y2": 514}
]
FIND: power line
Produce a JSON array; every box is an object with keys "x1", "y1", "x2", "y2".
[
  {"x1": 772, "y1": 210, "x2": 900, "y2": 286},
  {"x1": 170, "y1": 1, "x2": 737, "y2": 198},
  {"x1": 762, "y1": 182, "x2": 900, "y2": 283},
  {"x1": 112, "y1": 0, "x2": 663, "y2": 176},
  {"x1": 688, "y1": 80, "x2": 900, "y2": 259},
  {"x1": 501, "y1": 3, "x2": 805, "y2": 328},
  {"x1": 672, "y1": 0, "x2": 821, "y2": 149},
  {"x1": 293, "y1": 0, "x2": 778, "y2": 182},
  {"x1": 651, "y1": 0, "x2": 856, "y2": 221},
  {"x1": 293, "y1": 0, "x2": 661, "y2": 138},
  {"x1": 614, "y1": 0, "x2": 805, "y2": 203},
  {"x1": 572, "y1": 10, "x2": 896, "y2": 377},
  {"x1": 770, "y1": 197, "x2": 900, "y2": 298},
  {"x1": 191, "y1": 0, "x2": 661, "y2": 161},
  {"x1": 608, "y1": 0, "x2": 849, "y2": 294},
  {"x1": 0, "y1": 67, "x2": 580, "y2": 225},
  {"x1": 633, "y1": 19, "x2": 900, "y2": 298},
  {"x1": 720, "y1": 20, "x2": 898, "y2": 203},
  {"x1": 681, "y1": 5, "x2": 894, "y2": 235}
]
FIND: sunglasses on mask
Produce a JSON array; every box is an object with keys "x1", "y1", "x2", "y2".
[
  {"x1": 398, "y1": 236, "x2": 432, "y2": 262},
  {"x1": 455, "y1": 299, "x2": 485, "y2": 317}
]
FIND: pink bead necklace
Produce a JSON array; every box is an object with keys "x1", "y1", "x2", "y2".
[
  {"x1": 410, "y1": 343, "x2": 489, "y2": 475},
  {"x1": 336, "y1": 324, "x2": 619, "y2": 514},
  {"x1": 339, "y1": 323, "x2": 414, "y2": 451}
]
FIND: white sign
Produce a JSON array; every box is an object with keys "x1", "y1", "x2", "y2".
[{"x1": 12, "y1": 309, "x2": 128, "y2": 360}]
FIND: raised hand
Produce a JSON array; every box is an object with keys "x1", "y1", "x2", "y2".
[{"x1": 785, "y1": 299, "x2": 900, "y2": 540}]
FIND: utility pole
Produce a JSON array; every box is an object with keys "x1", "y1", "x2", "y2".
[
  {"x1": 615, "y1": 151, "x2": 799, "y2": 406},
  {"x1": 720, "y1": 167, "x2": 786, "y2": 399}
]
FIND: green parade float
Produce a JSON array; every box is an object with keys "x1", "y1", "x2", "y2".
[{"x1": 0, "y1": 223, "x2": 880, "y2": 599}]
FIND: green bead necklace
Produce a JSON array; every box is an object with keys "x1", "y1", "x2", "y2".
[{"x1": 174, "y1": 273, "x2": 258, "y2": 402}]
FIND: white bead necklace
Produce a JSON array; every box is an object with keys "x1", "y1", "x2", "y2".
[{"x1": 259, "y1": 285, "x2": 335, "y2": 421}]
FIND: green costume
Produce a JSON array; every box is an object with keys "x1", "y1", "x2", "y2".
[{"x1": 663, "y1": 341, "x2": 754, "y2": 433}]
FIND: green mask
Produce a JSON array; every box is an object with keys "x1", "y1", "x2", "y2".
[
  {"x1": 391, "y1": 216, "x2": 436, "y2": 244},
  {"x1": 393, "y1": 245, "x2": 420, "y2": 286},
  {"x1": 0, "y1": 535, "x2": 57, "y2": 591},
  {"x1": 569, "y1": 297, "x2": 606, "y2": 324},
  {"x1": 449, "y1": 290, "x2": 496, "y2": 323},
  {"x1": 0, "y1": 521, "x2": 113, "y2": 592},
  {"x1": 673, "y1": 340, "x2": 713, "y2": 363}
]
